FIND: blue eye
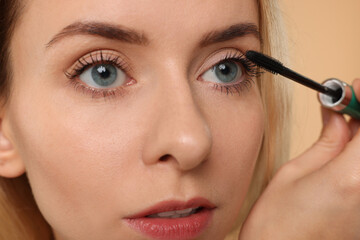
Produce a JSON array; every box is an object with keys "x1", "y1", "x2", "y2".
[
  {"x1": 202, "y1": 60, "x2": 243, "y2": 84},
  {"x1": 80, "y1": 63, "x2": 126, "y2": 88},
  {"x1": 215, "y1": 61, "x2": 240, "y2": 83}
]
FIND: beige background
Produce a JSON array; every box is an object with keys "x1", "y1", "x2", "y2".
[{"x1": 278, "y1": 0, "x2": 360, "y2": 158}]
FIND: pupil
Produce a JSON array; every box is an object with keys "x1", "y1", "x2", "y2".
[
  {"x1": 219, "y1": 64, "x2": 230, "y2": 75},
  {"x1": 97, "y1": 66, "x2": 110, "y2": 79}
]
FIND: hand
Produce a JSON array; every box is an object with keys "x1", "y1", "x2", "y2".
[{"x1": 238, "y1": 79, "x2": 360, "y2": 240}]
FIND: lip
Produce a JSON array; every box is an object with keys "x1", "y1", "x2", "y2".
[{"x1": 124, "y1": 197, "x2": 216, "y2": 240}]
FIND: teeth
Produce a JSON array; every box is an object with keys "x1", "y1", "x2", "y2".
[
  {"x1": 147, "y1": 207, "x2": 199, "y2": 218},
  {"x1": 158, "y1": 211, "x2": 177, "y2": 217},
  {"x1": 175, "y1": 208, "x2": 193, "y2": 214}
]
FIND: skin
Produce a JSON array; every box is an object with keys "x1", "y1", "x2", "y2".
[{"x1": 0, "y1": 0, "x2": 264, "y2": 239}]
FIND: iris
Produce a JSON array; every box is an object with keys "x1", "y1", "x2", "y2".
[
  {"x1": 91, "y1": 64, "x2": 117, "y2": 87},
  {"x1": 214, "y1": 61, "x2": 239, "y2": 83}
]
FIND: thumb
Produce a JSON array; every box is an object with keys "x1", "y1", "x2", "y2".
[{"x1": 289, "y1": 107, "x2": 351, "y2": 178}]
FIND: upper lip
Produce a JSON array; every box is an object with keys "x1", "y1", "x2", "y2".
[{"x1": 125, "y1": 197, "x2": 216, "y2": 219}]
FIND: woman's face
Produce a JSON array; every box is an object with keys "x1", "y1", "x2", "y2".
[{"x1": 5, "y1": 0, "x2": 263, "y2": 239}]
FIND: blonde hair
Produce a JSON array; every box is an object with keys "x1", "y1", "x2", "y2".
[
  {"x1": 0, "y1": 0, "x2": 54, "y2": 239},
  {"x1": 226, "y1": 0, "x2": 292, "y2": 238},
  {"x1": 0, "y1": 176, "x2": 53, "y2": 239},
  {"x1": 0, "y1": 0, "x2": 292, "y2": 239}
]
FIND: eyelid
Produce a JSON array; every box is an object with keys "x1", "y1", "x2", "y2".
[{"x1": 196, "y1": 48, "x2": 246, "y2": 77}]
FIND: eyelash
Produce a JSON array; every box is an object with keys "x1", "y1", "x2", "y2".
[
  {"x1": 64, "y1": 51, "x2": 131, "y2": 99},
  {"x1": 64, "y1": 50, "x2": 261, "y2": 99}
]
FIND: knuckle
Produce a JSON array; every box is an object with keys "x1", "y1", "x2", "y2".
[
  {"x1": 334, "y1": 169, "x2": 360, "y2": 200},
  {"x1": 274, "y1": 161, "x2": 299, "y2": 181},
  {"x1": 315, "y1": 133, "x2": 345, "y2": 153},
  {"x1": 332, "y1": 141, "x2": 360, "y2": 200}
]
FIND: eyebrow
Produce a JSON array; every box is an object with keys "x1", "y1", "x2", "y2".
[
  {"x1": 199, "y1": 23, "x2": 261, "y2": 47},
  {"x1": 46, "y1": 21, "x2": 260, "y2": 49},
  {"x1": 46, "y1": 21, "x2": 149, "y2": 48}
]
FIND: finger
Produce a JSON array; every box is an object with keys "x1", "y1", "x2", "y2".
[
  {"x1": 316, "y1": 78, "x2": 360, "y2": 199},
  {"x1": 285, "y1": 107, "x2": 351, "y2": 179},
  {"x1": 349, "y1": 118, "x2": 360, "y2": 139},
  {"x1": 325, "y1": 122, "x2": 360, "y2": 192}
]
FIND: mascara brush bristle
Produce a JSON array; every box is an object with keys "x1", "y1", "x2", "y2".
[{"x1": 245, "y1": 51, "x2": 286, "y2": 75}]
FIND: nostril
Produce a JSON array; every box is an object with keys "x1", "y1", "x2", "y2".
[{"x1": 159, "y1": 154, "x2": 171, "y2": 162}]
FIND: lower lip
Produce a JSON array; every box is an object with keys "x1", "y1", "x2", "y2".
[{"x1": 125, "y1": 208, "x2": 213, "y2": 240}]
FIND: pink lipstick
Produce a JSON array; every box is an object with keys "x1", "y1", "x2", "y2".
[{"x1": 124, "y1": 198, "x2": 216, "y2": 240}]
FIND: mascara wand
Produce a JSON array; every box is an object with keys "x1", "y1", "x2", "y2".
[{"x1": 246, "y1": 50, "x2": 360, "y2": 119}]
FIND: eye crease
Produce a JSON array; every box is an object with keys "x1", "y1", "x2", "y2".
[{"x1": 64, "y1": 49, "x2": 260, "y2": 99}]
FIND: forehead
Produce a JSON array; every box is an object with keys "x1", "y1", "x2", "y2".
[{"x1": 18, "y1": 0, "x2": 259, "y2": 47}]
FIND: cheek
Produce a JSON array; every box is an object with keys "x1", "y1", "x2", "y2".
[
  {"x1": 6, "y1": 82, "x2": 150, "y2": 234},
  {"x1": 202, "y1": 90, "x2": 264, "y2": 219}
]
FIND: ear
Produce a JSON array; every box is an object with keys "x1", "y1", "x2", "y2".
[{"x1": 0, "y1": 118, "x2": 25, "y2": 178}]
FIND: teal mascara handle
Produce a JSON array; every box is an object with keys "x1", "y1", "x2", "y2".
[
  {"x1": 318, "y1": 78, "x2": 360, "y2": 119},
  {"x1": 341, "y1": 87, "x2": 360, "y2": 119}
]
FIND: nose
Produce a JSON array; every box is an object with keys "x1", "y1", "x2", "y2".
[{"x1": 141, "y1": 73, "x2": 212, "y2": 171}]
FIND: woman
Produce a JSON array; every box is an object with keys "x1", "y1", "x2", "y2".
[{"x1": 1, "y1": 0, "x2": 359, "y2": 239}]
